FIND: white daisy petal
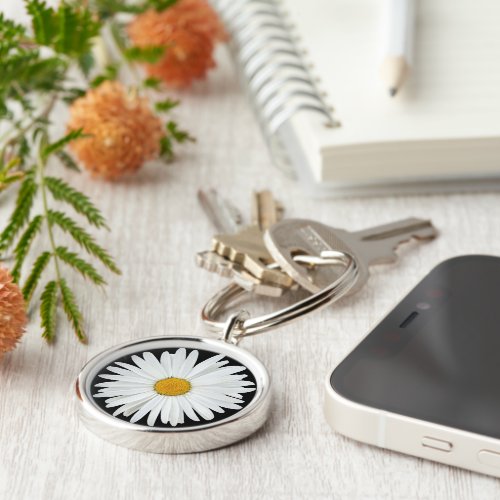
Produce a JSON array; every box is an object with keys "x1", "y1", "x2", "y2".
[
  {"x1": 160, "y1": 398, "x2": 172, "y2": 424},
  {"x1": 115, "y1": 362, "x2": 156, "y2": 380},
  {"x1": 185, "y1": 354, "x2": 225, "y2": 378},
  {"x1": 160, "y1": 351, "x2": 172, "y2": 377},
  {"x1": 103, "y1": 391, "x2": 156, "y2": 407},
  {"x1": 146, "y1": 398, "x2": 164, "y2": 427},
  {"x1": 178, "y1": 350, "x2": 199, "y2": 378},
  {"x1": 130, "y1": 395, "x2": 163, "y2": 423},
  {"x1": 184, "y1": 394, "x2": 214, "y2": 421},
  {"x1": 132, "y1": 354, "x2": 165, "y2": 379},
  {"x1": 190, "y1": 387, "x2": 246, "y2": 404},
  {"x1": 171, "y1": 348, "x2": 187, "y2": 376},
  {"x1": 177, "y1": 395, "x2": 200, "y2": 421},
  {"x1": 190, "y1": 371, "x2": 248, "y2": 384},
  {"x1": 169, "y1": 398, "x2": 181, "y2": 426},
  {"x1": 98, "y1": 374, "x2": 148, "y2": 382},
  {"x1": 114, "y1": 399, "x2": 147, "y2": 417},
  {"x1": 188, "y1": 393, "x2": 224, "y2": 414},
  {"x1": 94, "y1": 387, "x2": 153, "y2": 397},
  {"x1": 95, "y1": 381, "x2": 153, "y2": 389},
  {"x1": 143, "y1": 352, "x2": 167, "y2": 377}
]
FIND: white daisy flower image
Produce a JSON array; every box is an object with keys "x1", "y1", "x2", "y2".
[{"x1": 93, "y1": 348, "x2": 256, "y2": 427}]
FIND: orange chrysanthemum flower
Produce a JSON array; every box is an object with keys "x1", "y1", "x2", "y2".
[
  {"x1": 128, "y1": 0, "x2": 227, "y2": 88},
  {"x1": 0, "y1": 266, "x2": 28, "y2": 356},
  {"x1": 67, "y1": 81, "x2": 164, "y2": 179}
]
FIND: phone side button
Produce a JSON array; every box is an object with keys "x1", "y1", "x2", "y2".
[
  {"x1": 421, "y1": 437, "x2": 453, "y2": 452},
  {"x1": 478, "y1": 450, "x2": 500, "y2": 468}
]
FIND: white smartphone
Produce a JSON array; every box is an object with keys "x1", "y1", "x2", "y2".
[{"x1": 325, "y1": 255, "x2": 500, "y2": 478}]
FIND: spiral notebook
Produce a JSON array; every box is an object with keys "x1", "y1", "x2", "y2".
[{"x1": 211, "y1": 0, "x2": 500, "y2": 196}]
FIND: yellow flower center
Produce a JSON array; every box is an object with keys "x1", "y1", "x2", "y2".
[{"x1": 154, "y1": 377, "x2": 191, "y2": 396}]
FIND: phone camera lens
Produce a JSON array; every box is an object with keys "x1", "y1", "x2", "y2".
[{"x1": 417, "y1": 302, "x2": 431, "y2": 310}]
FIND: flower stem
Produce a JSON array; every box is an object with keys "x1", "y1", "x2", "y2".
[{"x1": 36, "y1": 139, "x2": 62, "y2": 286}]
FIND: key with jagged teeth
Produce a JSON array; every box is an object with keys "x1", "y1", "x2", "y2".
[
  {"x1": 196, "y1": 189, "x2": 295, "y2": 296},
  {"x1": 211, "y1": 191, "x2": 294, "y2": 289}
]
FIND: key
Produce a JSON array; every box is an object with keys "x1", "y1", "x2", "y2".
[
  {"x1": 197, "y1": 189, "x2": 295, "y2": 296},
  {"x1": 264, "y1": 217, "x2": 438, "y2": 294},
  {"x1": 251, "y1": 190, "x2": 284, "y2": 230},
  {"x1": 197, "y1": 188, "x2": 243, "y2": 234},
  {"x1": 212, "y1": 192, "x2": 295, "y2": 288}
]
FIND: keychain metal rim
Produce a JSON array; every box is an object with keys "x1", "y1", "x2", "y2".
[
  {"x1": 202, "y1": 250, "x2": 358, "y2": 338},
  {"x1": 75, "y1": 336, "x2": 271, "y2": 453}
]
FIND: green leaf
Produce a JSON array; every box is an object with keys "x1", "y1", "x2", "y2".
[
  {"x1": 55, "y1": 150, "x2": 81, "y2": 172},
  {"x1": 45, "y1": 176, "x2": 108, "y2": 229},
  {"x1": 155, "y1": 98, "x2": 179, "y2": 113},
  {"x1": 59, "y1": 277, "x2": 86, "y2": 342},
  {"x1": 25, "y1": 0, "x2": 101, "y2": 57},
  {"x1": 22, "y1": 250, "x2": 52, "y2": 303},
  {"x1": 25, "y1": 0, "x2": 58, "y2": 46},
  {"x1": 159, "y1": 136, "x2": 173, "y2": 161},
  {"x1": 90, "y1": 64, "x2": 118, "y2": 88},
  {"x1": 124, "y1": 46, "x2": 165, "y2": 64},
  {"x1": 78, "y1": 51, "x2": 95, "y2": 77},
  {"x1": 11, "y1": 215, "x2": 43, "y2": 282},
  {"x1": 47, "y1": 210, "x2": 121, "y2": 274},
  {"x1": 55, "y1": 246, "x2": 106, "y2": 286},
  {"x1": 143, "y1": 77, "x2": 162, "y2": 89},
  {"x1": 40, "y1": 279, "x2": 58, "y2": 342},
  {"x1": 42, "y1": 129, "x2": 86, "y2": 159},
  {"x1": 0, "y1": 173, "x2": 38, "y2": 251},
  {"x1": 166, "y1": 121, "x2": 195, "y2": 144},
  {"x1": 147, "y1": 0, "x2": 179, "y2": 12}
]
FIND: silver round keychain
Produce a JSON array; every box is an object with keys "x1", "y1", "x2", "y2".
[{"x1": 75, "y1": 251, "x2": 357, "y2": 454}]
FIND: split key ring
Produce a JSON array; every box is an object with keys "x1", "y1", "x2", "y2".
[{"x1": 201, "y1": 250, "x2": 359, "y2": 341}]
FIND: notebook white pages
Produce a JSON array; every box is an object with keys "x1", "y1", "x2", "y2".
[{"x1": 212, "y1": 0, "x2": 500, "y2": 195}]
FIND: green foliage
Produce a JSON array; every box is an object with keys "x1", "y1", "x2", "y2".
[
  {"x1": 124, "y1": 46, "x2": 165, "y2": 64},
  {"x1": 143, "y1": 77, "x2": 162, "y2": 89},
  {"x1": 155, "y1": 98, "x2": 179, "y2": 113},
  {"x1": 25, "y1": 0, "x2": 101, "y2": 57},
  {"x1": 40, "y1": 280, "x2": 58, "y2": 341},
  {"x1": 42, "y1": 129, "x2": 85, "y2": 159},
  {"x1": 59, "y1": 277, "x2": 86, "y2": 342},
  {"x1": 45, "y1": 176, "x2": 108, "y2": 229},
  {"x1": 0, "y1": 173, "x2": 37, "y2": 252},
  {"x1": 55, "y1": 150, "x2": 81, "y2": 172},
  {"x1": 56, "y1": 246, "x2": 106, "y2": 286},
  {"x1": 22, "y1": 250, "x2": 52, "y2": 303},
  {"x1": 1, "y1": 0, "x2": 191, "y2": 345},
  {"x1": 90, "y1": 64, "x2": 119, "y2": 88},
  {"x1": 11, "y1": 214, "x2": 43, "y2": 282},
  {"x1": 47, "y1": 210, "x2": 121, "y2": 274}
]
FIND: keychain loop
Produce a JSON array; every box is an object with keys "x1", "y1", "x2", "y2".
[
  {"x1": 221, "y1": 310, "x2": 250, "y2": 344},
  {"x1": 202, "y1": 250, "x2": 358, "y2": 339}
]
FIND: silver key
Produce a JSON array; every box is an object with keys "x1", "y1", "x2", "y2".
[
  {"x1": 264, "y1": 217, "x2": 438, "y2": 294},
  {"x1": 197, "y1": 188, "x2": 243, "y2": 234}
]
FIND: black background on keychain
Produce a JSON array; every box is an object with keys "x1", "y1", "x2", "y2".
[{"x1": 92, "y1": 347, "x2": 257, "y2": 428}]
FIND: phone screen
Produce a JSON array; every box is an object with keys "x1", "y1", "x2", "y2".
[{"x1": 331, "y1": 255, "x2": 500, "y2": 439}]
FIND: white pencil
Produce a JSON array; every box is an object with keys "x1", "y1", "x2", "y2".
[{"x1": 380, "y1": 0, "x2": 416, "y2": 97}]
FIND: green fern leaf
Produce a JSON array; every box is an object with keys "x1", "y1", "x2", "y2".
[
  {"x1": 11, "y1": 214, "x2": 43, "y2": 282},
  {"x1": 22, "y1": 250, "x2": 52, "y2": 303},
  {"x1": 42, "y1": 129, "x2": 85, "y2": 159},
  {"x1": 47, "y1": 210, "x2": 120, "y2": 274},
  {"x1": 55, "y1": 150, "x2": 80, "y2": 172},
  {"x1": 0, "y1": 173, "x2": 38, "y2": 251},
  {"x1": 59, "y1": 277, "x2": 86, "y2": 342},
  {"x1": 25, "y1": 0, "x2": 57, "y2": 46},
  {"x1": 55, "y1": 246, "x2": 106, "y2": 286},
  {"x1": 45, "y1": 176, "x2": 108, "y2": 229},
  {"x1": 155, "y1": 98, "x2": 179, "y2": 113},
  {"x1": 40, "y1": 279, "x2": 58, "y2": 341}
]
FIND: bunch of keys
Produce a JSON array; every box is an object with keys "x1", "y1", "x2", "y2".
[
  {"x1": 75, "y1": 189, "x2": 437, "y2": 455},
  {"x1": 196, "y1": 188, "x2": 438, "y2": 301}
]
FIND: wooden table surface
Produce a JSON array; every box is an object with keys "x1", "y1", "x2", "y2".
[{"x1": 1, "y1": 18, "x2": 500, "y2": 498}]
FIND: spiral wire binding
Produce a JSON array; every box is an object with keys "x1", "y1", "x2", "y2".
[{"x1": 211, "y1": 0, "x2": 337, "y2": 175}]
